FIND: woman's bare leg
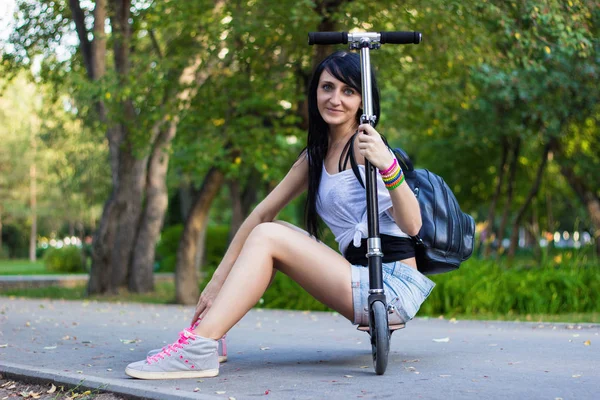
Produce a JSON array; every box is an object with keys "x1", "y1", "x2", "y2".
[{"x1": 194, "y1": 222, "x2": 353, "y2": 339}]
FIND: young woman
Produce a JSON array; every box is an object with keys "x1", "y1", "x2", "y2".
[{"x1": 125, "y1": 51, "x2": 435, "y2": 380}]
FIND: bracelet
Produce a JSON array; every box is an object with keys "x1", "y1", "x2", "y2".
[
  {"x1": 379, "y1": 158, "x2": 398, "y2": 176},
  {"x1": 385, "y1": 173, "x2": 405, "y2": 190},
  {"x1": 381, "y1": 162, "x2": 404, "y2": 190}
]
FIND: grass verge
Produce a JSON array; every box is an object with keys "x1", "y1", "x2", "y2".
[{"x1": 1, "y1": 280, "x2": 598, "y2": 324}]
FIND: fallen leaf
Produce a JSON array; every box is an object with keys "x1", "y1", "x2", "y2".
[
  {"x1": 583, "y1": 340, "x2": 591, "y2": 346},
  {"x1": 0, "y1": 344, "x2": 7, "y2": 348},
  {"x1": 344, "y1": 375, "x2": 353, "y2": 378},
  {"x1": 47, "y1": 384, "x2": 56, "y2": 394},
  {"x1": 119, "y1": 339, "x2": 141, "y2": 344},
  {"x1": 0, "y1": 381, "x2": 13, "y2": 388},
  {"x1": 432, "y1": 337, "x2": 450, "y2": 343},
  {"x1": 193, "y1": 388, "x2": 200, "y2": 392},
  {"x1": 7, "y1": 384, "x2": 16, "y2": 390},
  {"x1": 44, "y1": 345, "x2": 57, "y2": 350},
  {"x1": 30, "y1": 392, "x2": 41, "y2": 399},
  {"x1": 359, "y1": 366, "x2": 369, "y2": 369},
  {"x1": 449, "y1": 318, "x2": 458, "y2": 324},
  {"x1": 228, "y1": 397, "x2": 237, "y2": 400},
  {"x1": 260, "y1": 347, "x2": 270, "y2": 351},
  {"x1": 106, "y1": 368, "x2": 113, "y2": 372},
  {"x1": 216, "y1": 391, "x2": 226, "y2": 394},
  {"x1": 572, "y1": 374, "x2": 582, "y2": 378}
]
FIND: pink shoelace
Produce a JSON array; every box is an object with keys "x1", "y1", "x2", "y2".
[{"x1": 146, "y1": 329, "x2": 196, "y2": 363}]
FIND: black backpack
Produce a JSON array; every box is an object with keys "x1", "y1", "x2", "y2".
[{"x1": 392, "y1": 148, "x2": 475, "y2": 275}]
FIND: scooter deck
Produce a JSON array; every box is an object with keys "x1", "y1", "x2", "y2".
[{"x1": 357, "y1": 323, "x2": 405, "y2": 333}]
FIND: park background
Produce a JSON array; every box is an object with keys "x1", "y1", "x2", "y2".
[{"x1": 0, "y1": 0, "x2": 598, "y2": 323}]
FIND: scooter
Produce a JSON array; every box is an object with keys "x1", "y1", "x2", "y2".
[{"x1": 308, "y1": 31, "x2": 421, "y2": 375}]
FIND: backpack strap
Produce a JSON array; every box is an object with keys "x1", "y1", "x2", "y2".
[{"x1": 392, "y1": 147, "x2": 414, "y2": 172}]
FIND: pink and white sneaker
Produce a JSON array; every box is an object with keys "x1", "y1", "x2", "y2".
[
  {"x1": 126, "y1": 329, "x2": 218, "y2": 380},
  {"x1": 147, "y1": 320, "x2": 227, "y2": 363}
]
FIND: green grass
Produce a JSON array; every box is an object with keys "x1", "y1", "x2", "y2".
[
  {"x1": 424, "y1": 312, "x2": 600, "y2": 324},
  {"x1": 1, "y1": 280, "x2": 598, "y2": 324},
  {"x1": 0, "y1": 259, "x2": 87, "y2": 275},
  {"x1": 0, "y1": 259, "x2": 48, "y2": 275},
  {"x1": 0, "y1": 281, "x2": 177, "y2": 303}
]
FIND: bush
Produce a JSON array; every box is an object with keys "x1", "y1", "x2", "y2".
[
  {"x1": 420, "y1": 258, "x2": 600, "y2": 316},
  {"x1": 155, "y1": 224, "x2": 230, "y2": 272},
  {"x1": 2, "y1": 224, "x2": 28, "y2": 258},
  {"x1": 43, "y1": 246, "x2": 84, "y2": 273},
  {"x1": 155, "y1": 225, "x2": 184, "y2": 272},
  {"x1": 0, "y1": 244, "x2": 10, "y2": 260}
]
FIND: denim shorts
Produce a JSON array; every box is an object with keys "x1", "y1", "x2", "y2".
[{"x1": 351, "y1": 261, "x2": 435, "y2": 326}]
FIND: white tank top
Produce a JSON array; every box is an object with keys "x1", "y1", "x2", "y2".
[{"x1": 316, "y1": 163, "x2": 410, "y2": 256}]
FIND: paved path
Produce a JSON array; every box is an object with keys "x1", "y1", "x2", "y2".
[{"x1": 0, "y1": 298, "x2": 598, "y2": 400}]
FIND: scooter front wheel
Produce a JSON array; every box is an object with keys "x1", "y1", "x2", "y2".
[{"x1": 370, "y1": 300, "x2": 390, "y2": 375}]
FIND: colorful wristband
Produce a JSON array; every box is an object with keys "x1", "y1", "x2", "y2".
[
  {"x1": 379, "y1": 158, "x2": 398, "y2": 176},
  {"x1": 385, "y1": 172, "x2": 405, "y2": 190}
]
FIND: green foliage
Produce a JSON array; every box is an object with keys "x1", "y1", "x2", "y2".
[
  {"x1": 155, "y1": 224, "x2": 184, "y2": 272},
  {"x1": 205, "y1": 225, "x2": 230, "y2": 268},
  {"x1": 156, "y1": 224, "x2": 230, "y2": 272},
  {"x1": 422, "y1": 257, "x2": 600, "y2": 316},
  {"x1": 1, "y1": 224, "x2": 29, "y2": 259},
  {"x1": 0, "y1": 245, "x2": 10, "y2": 260},
  {"x1": 43, "y1": 246, "x2": 84, "y2": 273}
]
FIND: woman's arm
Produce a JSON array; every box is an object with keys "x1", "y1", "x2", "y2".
[
  {"x1": 192, "y1": 154, "x2": 308, "y2": 323},
  {"x1": 213, "y1": 157, "x2": 308, "y2": 284},
  {"x1": 355, "y1": 124, "x2": 422, "y2": 236}
]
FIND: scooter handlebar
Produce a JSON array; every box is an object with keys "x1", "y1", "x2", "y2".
[
  {"x1": 308, "y1": 31, "x2": 421, "y2": 45},
  {"x1": 380, "y1": 31, "x2": 421, "y2": 44},
  {"x1": 308, "y1": 32, "x2": 348, "y2": 45}
]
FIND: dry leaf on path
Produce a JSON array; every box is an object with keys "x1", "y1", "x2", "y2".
[
  {"x1": 119, "y1": 339, "x2": 141, "y2": 344},
  {"x1": 583, "y1": 340, "x2": 591, "y2": 346},
  {"x1": 215, "y1": 391, "x2": 226, "y2": 394},
  {"x1": 260, "y1": 347, "x2": 270, "y2": 351},
  {"x1": 47, "y1": 384, "x2": 56, "y2": 394},
  {"x1": 432, "y1": 337, "x2": 450, "y2": 343}
]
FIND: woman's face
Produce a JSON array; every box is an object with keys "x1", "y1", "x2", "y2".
[{"x1": 316, "y1": 69, "x2": 362, "y2": 132}]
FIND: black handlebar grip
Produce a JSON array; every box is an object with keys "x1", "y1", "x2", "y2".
[
  {"x1": 308, "y1": 32, "x2": 348, "y2": 45},
  {"x1": 380, "y1": 31, "x2": 422, "y2": 44}
]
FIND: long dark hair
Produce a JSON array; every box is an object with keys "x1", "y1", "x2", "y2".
[{"x1": 303, "y1": 51, "x2": 381, "y2": 240}]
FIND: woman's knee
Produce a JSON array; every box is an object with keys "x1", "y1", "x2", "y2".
[{"x1": 247, "y1": 222, "x2": 282, "y2": 246}]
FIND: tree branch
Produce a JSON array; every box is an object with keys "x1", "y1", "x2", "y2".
[{"x1": 68, "y1": 0, "x2": 93, "y2": 78}]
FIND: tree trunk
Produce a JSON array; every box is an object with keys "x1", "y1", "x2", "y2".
[
  {"x1": 482, "y1": 135, "x2": 509, "y2": 257},
  {"x1": 110, "y1": 143, "x2": 147, "y2": 289},
  {"x1": 508, "y1": 143, "x2": 551, "y2": 260},
  {"x1": 176, "y1": 167, "x2": 225, "y2": 305},
  {"x1": 88, "y1": 192, "x2": 118, "y2": 294},
  {"x1": 228, "y1": 180, "x2": 244, "y2": 244},
  {"x1": 496, "y1": 137, "x2": 521, "y2": 255},
  {"x1": 130, "y1": 123, "x2": 177, "y2": 292},
  {"x1": 29, "y1": 161, "x2": 37, "y2": 262},
  {"x1": 558, "y1": 161, "x2": 600, "y2": 258}
]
